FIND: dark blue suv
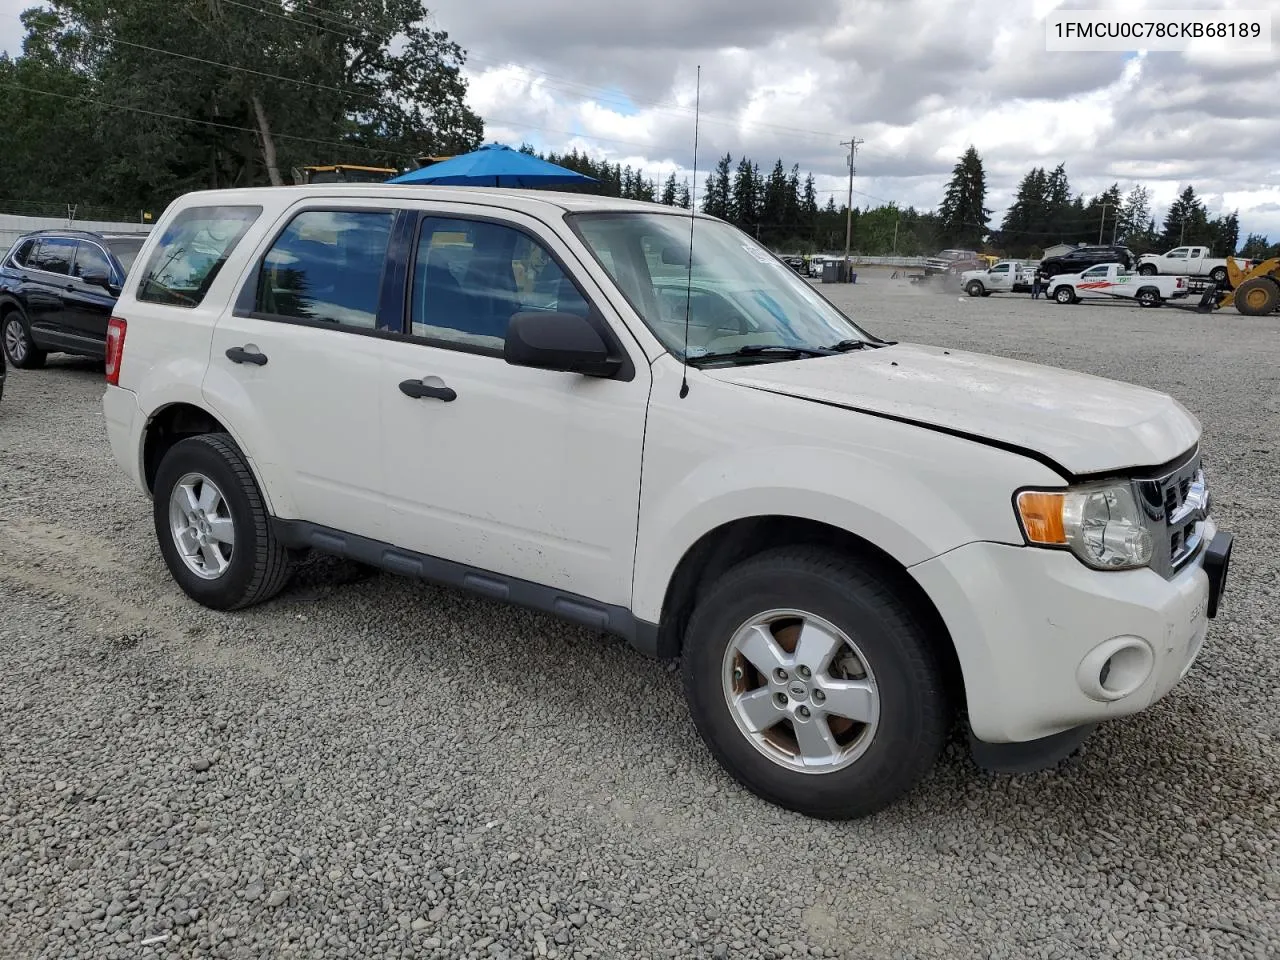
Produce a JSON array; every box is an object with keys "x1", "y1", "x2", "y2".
[{"x1": 0, "y1": 229, "x2": 147, "y2": 368}]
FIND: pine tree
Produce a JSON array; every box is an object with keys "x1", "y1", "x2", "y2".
[
  {"x1": 937, "y1": 146, "x2": 990, "y2": 248},
  {"x1": 1161, "y1": 186, "x2": 1210, "y2": 247},
  {"x1": 701, "y1": 154, "x2": 733, "y2": 219},
  {"x1": 1118, "y1": 185, "x2": 1151, "y2": 245},
  {"x1": 1209, "y1": 211, "x2": 1239, "y2": 255},
  {"x1": 760, "y1": 159, "x2": 790, "y2": 246},
  {"x1": 660, "y1": 172, "x2": 678, "y2": 206},
  {"x1": 730, "y1": 156, "x2": 761, "y2": 231},
  {"x1": 1240, "y1": 232, "x2": 1271, "y2": 260},
  {"x1": 676, "y1": 178, "x2": 691, "y2": 209}
]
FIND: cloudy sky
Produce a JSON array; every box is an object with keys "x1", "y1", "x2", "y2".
[{"x1": 3, "y1": 0, "x2": 1277, "y2": 241}]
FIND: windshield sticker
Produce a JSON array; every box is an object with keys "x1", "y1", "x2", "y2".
[{"x1": 741, "y1": 243, "x2": 776, "y2": 265}]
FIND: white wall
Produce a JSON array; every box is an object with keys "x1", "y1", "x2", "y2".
[{"x1": 0, "y1": 213, "x2": 152, "y2": 252}]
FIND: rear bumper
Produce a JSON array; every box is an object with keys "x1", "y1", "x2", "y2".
[
  {"x1": 103, "y1": 384, "x2": 145, "y2": 495},
  {"x1": 911, "y1": 524, "x2": 1227, "y2": 744}
]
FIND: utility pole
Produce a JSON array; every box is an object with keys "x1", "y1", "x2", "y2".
[
  {"x1": 892, "y1": 218, "x2": 899, "y2": 255},
  {"x1": 1098, "y1": 203, "x2": 1112, "y2": 245},
  {"x1": 840, "y1": 137, "x2": 863, "y2": 280}
]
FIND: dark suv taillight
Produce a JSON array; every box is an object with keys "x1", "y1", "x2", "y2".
[{"x1": 105, "y1": 317, "x2": 127, "y2": 385}]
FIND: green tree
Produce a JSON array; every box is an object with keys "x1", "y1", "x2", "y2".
[
  {"x1": 701, "y1": 153, "x2": 733, "y2": 219},
  {"x1": 1240, "y1": 232, "x2": 1272, "y2": 260},
  {"x1": 676, "y1": 178, "x2": 691, "y2": 209},
  {"x1": 1209, "y1": 211, "x2": 1240, "y2": 256},
  {"x1": 937, "y1": 146, "x2": 990, "y2": 248},
  {"x1": 730, "y1": 156, "x2": 761, "y2": 232},
  {"x1": 2, "y1": 0, "x2": 482, "y2": 209},
  {"x1": 660, "y1": 172, "x2": 678, "y2": 206},
  {"x1": 1161, "y1": 186, "x2": 1210, "y2": 247}
]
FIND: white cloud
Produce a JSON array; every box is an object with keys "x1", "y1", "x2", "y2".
[{"x1": 443, "y1": 0, "x2": 1280, "y2": 241}]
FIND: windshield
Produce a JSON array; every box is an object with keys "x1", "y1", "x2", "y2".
[{"x1": 568, "y1": 212, "x2": 874, "y2": 361}]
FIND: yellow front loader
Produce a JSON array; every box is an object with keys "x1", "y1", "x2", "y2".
[{"x1": 1221, "y1": 256, "x2": 1280, "y2": 316}]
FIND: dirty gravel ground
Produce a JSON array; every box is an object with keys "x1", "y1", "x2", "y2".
[{"x1": 1, "y1": 273, "x2": 1277, "y2": 960}]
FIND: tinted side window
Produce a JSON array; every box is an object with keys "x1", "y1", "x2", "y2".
[
  {"x1": 137, "y1": 205, "x2": 261, "y2": 307},
  {"x1": 410, "y1": 217, "x2": 590, "y2": 352},
  {"x1": 8, "y1": 239, "x2": 35, "y2": 267},
  {"x1": 31, "y1": 238, "x2": 76, "y2": 275},
  {"x1": 72, "y1": 242, "x2": 114, "y2": 280},
  {"x1": 255, "y1": 210, "x2": 394, "y2": 329}
]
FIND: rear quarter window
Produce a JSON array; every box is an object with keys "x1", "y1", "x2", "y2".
[
  {"x1": 7, "y1": 239, "x2": 35, "y2": 267},
  {"x1": 136, "y1": 205, "x2": 262, "y2": 307}
]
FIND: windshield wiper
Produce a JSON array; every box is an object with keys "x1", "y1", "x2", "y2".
[
  {"x1": 826, "y1": 338, "x2": 894, "y2": 351},
  {"x1": 685, "y1": 344, "x2": 833, "y2": 366}
]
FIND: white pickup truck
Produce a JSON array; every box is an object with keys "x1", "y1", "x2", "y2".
[
  {"x1": 960, "y1": 260, "x2": 1036, "y2": 297},
  {"x1": 1136, "y1": 246, "x2": 1248, "y2": 285},
  {"x1": 102, "y1": 186, "x2": 1233, "y2": 820},
  {"x1": 1047, "y1": 263, "x2": 1191, "y2": 307}
]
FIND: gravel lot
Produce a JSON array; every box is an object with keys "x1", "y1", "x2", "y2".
[{"x1": 1, "y1": 273, "x2": 1278, "y2": 960}]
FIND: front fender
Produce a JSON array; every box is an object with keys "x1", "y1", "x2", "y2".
[{"x1": 630, "y1": 427, "x2": 1058, "y2": 624}]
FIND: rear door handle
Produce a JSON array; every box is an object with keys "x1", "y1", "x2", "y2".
[
  {"x1": 399, "y1": 378, "x2": 456, "y2": 402},
  {"x1": 226, "y1": 346, "x2": 268, "y2": 366}
]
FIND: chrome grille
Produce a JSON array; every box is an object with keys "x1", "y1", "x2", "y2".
[{"x1": 1135, "y1": 449, "x2": 1209, "y2": 579}]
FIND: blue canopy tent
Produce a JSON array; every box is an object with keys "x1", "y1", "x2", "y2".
[{"x1": 386, "y1": 143, "x2": 597, "y2": 188}]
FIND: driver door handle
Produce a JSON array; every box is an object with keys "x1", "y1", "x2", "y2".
[
  {"x1": 399, "y1": 379, "x2": 456, "y2": 402},
  {"x1": 226, "y1": 346, "x2": 268, "y2": 366}
]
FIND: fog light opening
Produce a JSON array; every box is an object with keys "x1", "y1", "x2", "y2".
[{"x1": 1077, "y1": 637, "x2": 1155, "y2": 702}]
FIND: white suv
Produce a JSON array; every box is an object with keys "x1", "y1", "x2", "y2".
[{"x1": 103, "y1": 185, "x2": 1233, "y2": 819}]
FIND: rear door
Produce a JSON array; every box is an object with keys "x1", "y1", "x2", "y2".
[
  {"x1": 204, "y1": 202, "x2": 408, "y2": 541},
  {"x1": 24, "y1": 237, "x2": 79, "y2": 339}
]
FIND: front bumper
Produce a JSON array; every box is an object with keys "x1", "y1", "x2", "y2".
[
  {"x1": 911, "y1": 523, "x2": 1231, "y2": 744},
  {"x1": 102, "y1": 384, "x2": 145, "y2": 495}
]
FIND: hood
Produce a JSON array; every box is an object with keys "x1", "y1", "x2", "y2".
[{"x1": 702, "y1": 343, "x2": 1200, "y2": 477}]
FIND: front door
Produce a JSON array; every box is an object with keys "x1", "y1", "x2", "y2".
[
  {"x1": 205, "y1": 204, "x2": 404, "y2": 541},
  {"x1": 379, "y1": 209, "x2": 651, "y2": 607},
  {"x1": 986, "y1": 263, "x2": 1012, "y2": 291},
  {"x1": 62, "y1": 239, "x2": 119, "y2": 350}
]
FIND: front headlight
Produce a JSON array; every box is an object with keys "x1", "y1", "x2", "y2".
[{"x1": 1016, "y1": 482, "x2": 1153, "y2": 570}]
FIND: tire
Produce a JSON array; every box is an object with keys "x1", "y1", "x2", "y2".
[
  {"x1": 965, "y1": 281, "x2": 984, "y2": 297},
  {"x1": 1137, "y1": 264, "x2": 1157, "y2": 276},
  {"x1": 153, "y1": 433, "x2": 293, "y2": 610},
  {"x1": 1054, "y1": 285, "x2": 1076, "y2": 304},
  {"x1": 681, "y1": 547, "x2": 950, "y2": 820},
  {"x1": 1234, "y1": 277, "x2": 1280, "y2": 317},
  {"x1": 1209, "y1": 266, "x2": 1228, "y2": 285},
  {"x1": 2, "y1": 309, "x2": 48, "y2": 369},
  {"x1": 1136, "y1": 288, "x2": 1161, "y2": 307}
]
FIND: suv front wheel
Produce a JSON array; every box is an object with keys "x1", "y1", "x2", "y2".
[
  {"x1": 153, "y1": 433, "x2": 294, "y2": 610},
  {"x1": 681, "y1": 547, "x2": 949, "y2": 819}
]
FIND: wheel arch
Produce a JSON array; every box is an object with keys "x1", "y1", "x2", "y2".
[
  {"x1": 141, "y1": 402, "x2": 278, "y2": 515},
  {"x1": 649, "y1": 514, "x2": 965, "y2": 710}
]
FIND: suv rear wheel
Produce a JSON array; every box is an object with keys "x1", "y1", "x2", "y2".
[
  {"x1": 2, "y1": 310, "x2": 47, "y2": 369},
  {"x1": 681, "y1": 547, "x2": 949, "y2": 819},
  {"x1": 153, "y1": 433, "x2": 293, "y2": 610}
]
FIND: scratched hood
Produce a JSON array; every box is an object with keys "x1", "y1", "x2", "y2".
[{"x1": 702, "y1": 342, "x2": 1201, "y2": 476}]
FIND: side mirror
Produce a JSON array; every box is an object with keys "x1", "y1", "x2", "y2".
[
  {"x1": 81, "y1": 270, "x2": 113, "y2": 291},
  {"x1": 504, "y1": 311, "x2": 622, "y2": 378}
]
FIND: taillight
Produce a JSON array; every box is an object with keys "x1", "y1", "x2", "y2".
[{"x1": 105, "y1": 317, "x2": 127, "y2": 385}]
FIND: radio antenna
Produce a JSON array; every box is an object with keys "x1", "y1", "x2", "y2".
[{"x1": 679, "y1": 64, "x2": 701, "y2": 400}]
